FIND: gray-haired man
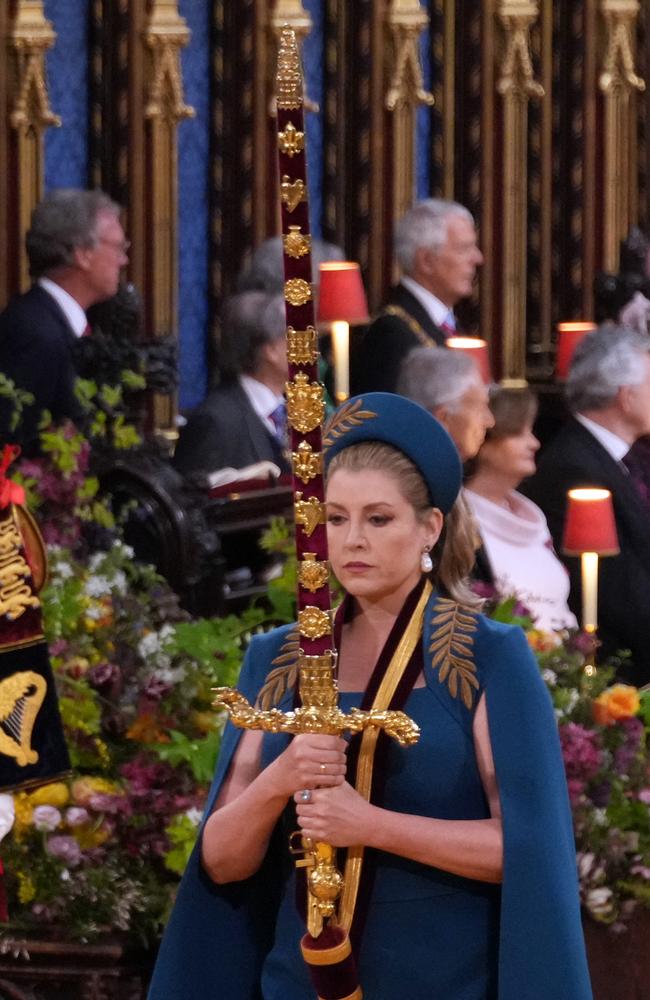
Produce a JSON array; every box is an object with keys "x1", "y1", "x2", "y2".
[
  {"x1": 0, "y1": 188, "x2": 128, "y2": 448},
  {"x1": 524, "y1": 324, "x2": 650, "y2": 685},
  {"x1": 354, "y1": 199, "x2": 483, "y2": 394}
]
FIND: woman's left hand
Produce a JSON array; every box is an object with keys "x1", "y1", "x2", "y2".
[{"x1": 294, "y1": 781, "x2": 375, "y2": 847}]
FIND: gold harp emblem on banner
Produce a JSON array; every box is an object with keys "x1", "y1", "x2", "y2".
[
  {"x1": 298, "y1": 606, "x2": 332, "y2": 640},
  {"x1": 284, "y1": 279, "x2": 312, "y2": 307},
  {"x1": 295, "y1": 493, "x2": 326, "y2": 537},
  {"x1": 284, "y1": 226, "x2": 311, "y2": 259},
  {"x1": 287, "y1": 326, "x2": 319, "y2": 365},
  {"x1": 292, "y1": 440, "x2": 323, "y2": 484},
  {"x1": 0, "y1": 671, "x2": 46, "y2": 766},
  {"x1": 278, "y1": 123, "x2": 305, "y2": 157},
  {"x1": 287, "y1": 373, "x2": 325, "y2": 432},
  {"x1": 298, "y1": 553, "x2": 329, "y2": 594},
  {"x1": 281, "y1": 175, "x2": 307, "y2": 213}
]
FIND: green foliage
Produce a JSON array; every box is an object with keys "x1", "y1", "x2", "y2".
[
  {"x1": 153, "y1": 729, "x2": 221, "y2": 785},
  {"x1": 0, "y1": 373, "x2": 33, "y2": 432},
  {"x1": 164, "y1": 814, "x2": 202, "y2": 876}
]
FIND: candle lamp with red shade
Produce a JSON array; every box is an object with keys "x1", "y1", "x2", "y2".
[
  {"x1": 555, "y1": 322, "x2": 597, "y2": 381},
  {"x1": 446, "y1": 336, "x2": 492, "y2": 384},
  {"x1": 562, "y1": 487, "x2": 620, "y2": 675},
  {"x1": 318, "y1": 262, "x2": 369, "y2": 403}
]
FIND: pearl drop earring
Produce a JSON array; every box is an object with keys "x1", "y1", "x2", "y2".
[{"x1": 421, "y1": 546, "x2": 433, "y2": 573}]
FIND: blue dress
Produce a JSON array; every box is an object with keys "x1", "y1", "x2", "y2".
[{"x1": 148, "y1": 590, "x2": 593, "y2": 1000}]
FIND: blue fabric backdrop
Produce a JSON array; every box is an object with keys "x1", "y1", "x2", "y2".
[
  {"x1": 178, "y1": 0, "x2": 210, "y2": 410},
  {"x1": 302, "y1": 0, "x2": 324, "y2": 239},
  {"x1": 43, "y1": 0, "x2": 90, "y2": 192}
]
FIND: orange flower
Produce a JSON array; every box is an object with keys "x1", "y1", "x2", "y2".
[
  {"x1": 126, "y1": 714, "x2": 170, "y2": 744},
  {"x1": 526, "y1": 629, "x2": 561, "y2": 653},
  {"x1": 593, "y1": 684, "x2": 640, "y2": 726}
]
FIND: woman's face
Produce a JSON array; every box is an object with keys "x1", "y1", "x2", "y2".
[
  {"x1": 325, "y1": 468, "x2": 442, "y2": 607},
  {"x1": 478, "y1": 421, "x2": 540, "y2": 483}
]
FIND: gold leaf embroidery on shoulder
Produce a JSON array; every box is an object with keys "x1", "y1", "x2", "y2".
[
  {"x1": 323, "y1": 399, "x2": 377, "y2": 450},
  {"x1": 257, "y1": 629, "x2": 301, "y2": 710},
  {"x1": 428, "y1": 598, "x2": 480, "y2": 710}
]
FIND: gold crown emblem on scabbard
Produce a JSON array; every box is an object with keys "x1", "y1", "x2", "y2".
[{"x1": 286, "y1": 373, "x2": 325, "y2": 432}]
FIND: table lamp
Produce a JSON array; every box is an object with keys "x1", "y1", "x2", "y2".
[
  {"x1": 318, "y1": 262, "x2": 369, "y2": 403},
  {"x1": 446, "y1": 336, "x2": 492, "y2": 383},
  {"x1": 555, "y1": 322, "x2": 597, "y2": 380},
  {"x1": 562, "y1": 487, "x2": 619, "y2": 674}
]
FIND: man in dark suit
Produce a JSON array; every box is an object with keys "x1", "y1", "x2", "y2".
[
  {"x1": 523, "y1": 325, "x2": 650, "y2": 685},
  {"x1": 353, "y1": 199, "x2": 483, "y2": 394},
  {"x1": 0, "y1": 189, "x2": 128, "y2": 450},
  {"x1": 174, "y1": 292, "x2": 290, "y2": 478}
]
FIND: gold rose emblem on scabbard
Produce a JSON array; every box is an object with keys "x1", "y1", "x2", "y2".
[
  {"x1": 287, "y1": 326, "x2": 319, "y2": 365},
  {"x1": 298, "y1": 606, "x2": 332, "y2": 640},
  {"x1": 284, "y1": 279, "x2": 312, "y2": 307},
  {"x1": 298, "y1": 553, "x2": 329, "y2": 593},
  {"x1": 286, "y1": 373, "x2": 325, "y2": 432},
  {"x1": 292, "y1": 440, "x2": 323, "y2": 484}
]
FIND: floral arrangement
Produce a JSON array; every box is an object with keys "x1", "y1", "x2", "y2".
[{"x1": 485, "y1": 593, "x2": 650, "y2": 929}]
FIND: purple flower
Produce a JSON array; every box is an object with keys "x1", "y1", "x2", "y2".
[
  {"x1": 560, "y1": 723, "x2": 603, "y2": 781},
  {"x1": 566, "y1": 630, "x2": 599, "y2": 657},
  {"x1": 65, "y1": 806, "x2": 89, "y2": 827},
  {"x1": 638, "y1": 789, "x2": 650, "y2": 804},
  {"x1": 49, "y1": 639, "x2": 68, "y2": 657},
  {"x1": 46, "y1": 835, "x2": 82, "y2": 867},
  {"x1": 589, "y1": 781, "x2": 612, "y2": 808},
  {"x1": 613, "y1": 717, "x2": 645, "y2": 774},
  {"x1": 88, "y1": 661, "x2": 121, "y2": 689},
  {"x1": 32, "y1": 805, "x2": 62, "y2": 832},
  {"x1": 87, "y1": 793, "x2": 128, "y2": 815},
  {"x1": 471, "y1": 580, "x2": 498, "y2": 600},
  {"x1": 143, "y1": 673, "x2": 172, "y2": 700}
]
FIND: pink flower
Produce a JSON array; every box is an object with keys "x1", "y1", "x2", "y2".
[
  {"x1": 560, "y1": 722, "x2": 603, "y2": 781},
  {"x1": 46, "y1": 835, "x2": 82, "y2": 867},
  {"x1": 638, "y1": 789, "x2": 650, "y2": 804},
  {"x1": 33, "y1": 805, "x2": 62, "y2": 832},
  {"x1": 65, "y1": 807, "x2": 90, "y2": 827},
  {"x1": 567, "y1": 778, "x2": 586, "y2": 806}
]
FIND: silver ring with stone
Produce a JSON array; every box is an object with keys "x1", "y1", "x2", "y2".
[{"x1": 299, "y1": 789, "x2": 312, "y2": 803}]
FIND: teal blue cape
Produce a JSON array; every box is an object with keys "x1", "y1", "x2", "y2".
[{"x1": 148, "y1": 592, "x2": 592, "y2": 999}]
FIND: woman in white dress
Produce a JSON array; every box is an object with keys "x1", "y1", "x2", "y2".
[{"x1": 465, "y1": 387, "x2": 577, "y2": 632}]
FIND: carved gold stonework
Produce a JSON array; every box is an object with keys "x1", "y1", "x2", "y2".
[
  {"x1": 298, "y1": 653, "x2": 338, "y2": 708},
  {"x1": 270, "y1": 8, "x2": 318, "y2": 113},
  {"x1": 287, "y1": 325, "x2": 319, "y2": 364},
  {"x1": 298, "y1": 553, "x2": 330, "y2": 594},
  {"x1": 284, "y1": 278, "x2": 312, "y2": 306},
  {"x1": 496, "y1": 0, "x2": 544, "y2": 382},
  {"x1": 298, "y1": 606, "x2": 332, "y2": 640},
  {"x1": 281, "y1": 175, "x2": 307, "y2": 212},
  {"x1": 292, "y1": 440, "x2": 323, "y2": 484},
  {"x1": 286, "y1": 373, "x2": 326, "y2": 432},
  {"x1": 385, "y1": 1, "x2": 433, "y2": 230},
  {"x1": 599, "y1": 0, "x2": 645, "y2": 271},
  {"x1": 278, "y1": 122, "x2": 305, "y2": 157},
  {"x1": 294, "y1": 493, "x2": 326, "y2": 537},
  {"x1": 9, "y1": 1, "x2": 61, "y2": 290},
  {"x1": 143, "y1": 0, "x2": 195, "y2": 438}
]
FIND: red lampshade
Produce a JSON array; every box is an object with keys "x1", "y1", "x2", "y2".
[
  {"x1": 562, "y1": 488, "x2": 620, "y2": 556},
  {"x1": 555, "y1": 322, "x2": 597, "y2": 380},
  {"x1": 317, "y1": 262, "x2": 369, "y2": 324},
  {"x1": 446, "y1": 336, "x2": 492, "y2": 384}
]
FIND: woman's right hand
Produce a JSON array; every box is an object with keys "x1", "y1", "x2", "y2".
[{"x1": 267, "y1": 733, "x2": 348, "y2": 799}]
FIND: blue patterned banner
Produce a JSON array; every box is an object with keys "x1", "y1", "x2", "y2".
[
  {"x1": 43, "y1": 0, "x2": 90, "y2": 191},
  {"x1": 178, "y1": 0, "x2": 211, "y2": 410},
  {"x1": 303, "y1": 0, "x2": 325, "y2": 238}
]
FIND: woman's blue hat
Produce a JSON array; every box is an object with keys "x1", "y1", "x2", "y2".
[{"x1": 323, "y1": 392, "x2": 462, "y2": 513}]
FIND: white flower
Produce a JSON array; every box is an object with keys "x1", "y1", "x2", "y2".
[
  {"x1": 138, "y1": 632, "x2": 161, "y2": 658},
  {"x1": 54, "y1": 561, "x2": 74, "y2": 580},
  {"x1": 586, "y1": 887, "x2": 613, "y2": 916},
  {"x1": 0, "y1": 795, "x2": 15, "y2": 843},
  {"x1": 110, "y1": 570, "x2": 128, "y2": 594},
  {"x1": 85, "y1": 603, "x2": 106, "y2": 621},
  {"x1": 159, "y1": 624, "x2": 175, "y2": 643},
  {"x1": 542, "y1": 669, "x2": 557, "y2": 687},
  {"x1": 153, "y1": 664, "x2": 186, "y2": 685},
  {"x1": 60, "y1": 869, "x2": 71, "y2": 882},
  {"x1": 113, "y1": 542, "x2": 134, "y2": 559},
  {"x1": 84, "y1": 575, "x2": 112, "y2": 598},
  {"x1": 578, "y1": 852, "x2": 596, "y2": 879},
  {"x1": 185, "y1": 807, "x2": 202, "y2": 827},
  {"x1": 32, "y1": 805, "x2": 62, "y2": 832},
  {"x1": 593, "y1": 809, "x2": 607, "y2": 827},
  {"x1": 88, "y1": 552, "x2": 106, "y2": 572}
]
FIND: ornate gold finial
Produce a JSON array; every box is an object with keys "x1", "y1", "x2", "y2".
[
  {"x1": 496, "y1": 1, "x2": 545, "y2": 99},
  {"x1": 284, "y1": 226, "x2": 311, "y2": 259},
  {"x1": 298, "y1": 606, "x2": 333, "y2": 640},
  {"x1": 292, "y1": 440, "x2": 323, "y2": 484},
  {"x1": 144, "y1": 1, "x2": 196, "y2": 122},
  {"x1": 278, "y1": 122, "x2": 305, "y2": 157},
  {"x1": 295, "y1": 493, "x2": 327, "y2": 537},
  {"x1": 287, "y1": 326, "x2": 319, "y2": 364},
  {"x1": 281, "y1": 175, "x2": 308, "y2": 212},
  {"x1": 287, "y1": 373, "x2": 326, "y2": 432},
  {"x1": 298, "y1": 553, "x2": 330, "y2": 594},
  {"x1": 385, "y1": 1, "x2": 435, "y2": 111},
  {"x1": 276, "y1": 25, "x2": 303, "y2": 110},
  {"x1": 284, "y1": 278, "x2": 312, "y2": 307},
  {"x1": 599, "y1": 0, "x2": 645, "y2": 94},
  {"x1": 9, "y1": 2, "x2": 61, "y2": 132}
]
